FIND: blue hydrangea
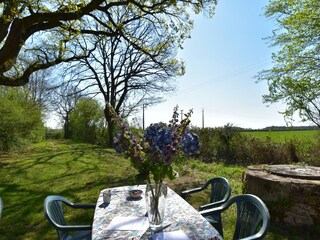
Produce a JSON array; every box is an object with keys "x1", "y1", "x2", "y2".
[
  {"x1": 181, "y1": 132, "x2": 200, "y2": 156},
  {"x1": 153, "y1": 127, "x2": 173, "y2": 151},
  {"x1": 144, "y1": 123, "x2": 162, "y2": 146},
  {"x1": 143, "y1": 123, "x2": 178, "y2": 164},
  {"x1": 144, "y1": 123, "x2": 172, "y2": 151}
]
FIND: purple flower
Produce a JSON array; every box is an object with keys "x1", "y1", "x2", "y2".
[
  {"x1": 113, "y1": 132, "x2": 125, "y2": 153},
  {"x1": 112, "y1": 130, "x2": 134, "y2": 153},
  {"x1": 111, "y1": 105, "x2": 198, "y2": 183}
]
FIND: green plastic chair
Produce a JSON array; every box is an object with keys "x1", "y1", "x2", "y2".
[
  {"x1": 200, "y1": 194, "x2": 270, "y2": 240},
  {"x1": 44, "y1": 195, "x2": 96, "y2": 240},
  {"x1": 0, "y1": 197, "x2": 3, "y2": 220},
  {"x1": 181, "y1": 177, "x2": 231, "y2": 233}
]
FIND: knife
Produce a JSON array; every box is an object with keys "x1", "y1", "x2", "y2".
[{"x1": 153, "y1": 223, "x2": 171, "y2": 233}]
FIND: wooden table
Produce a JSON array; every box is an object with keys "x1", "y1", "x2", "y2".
[{"x1": 92, "y1": 185, "x2": 223, "y2": 240}]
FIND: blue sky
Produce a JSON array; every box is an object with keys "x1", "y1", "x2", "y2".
[{"x1": 140, "y1": 0, "x2": 309, "y2": 129}]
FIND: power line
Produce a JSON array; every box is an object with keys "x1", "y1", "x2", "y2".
[{"x1": 178, "y1": 58, "x2": 273, "y2": 93}]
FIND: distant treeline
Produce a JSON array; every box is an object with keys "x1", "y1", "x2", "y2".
[{"x1": 237, "y1": 125, "x2": 319, "y2": 132}]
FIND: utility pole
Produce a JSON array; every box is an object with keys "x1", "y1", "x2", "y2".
[
  {"x1": 202, "y1": 109, "x2": 204, "y2": 129},
  {"x1": 142, "y1": 104, "x2": 145, "y2": 130},
  {"x1": 180, "y1": 109, "x2": 183, "y2": 121}
]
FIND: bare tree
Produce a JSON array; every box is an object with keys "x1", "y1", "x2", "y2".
[
  {"x1": 23, "y1": 69, "x2": 55, "y2": 113},
  {"x1": 64, "y1": 7, "x2": 185, "y2": 144},
  {"x1": 52, "y1": 82, "x2": 84, "y2": 138}
]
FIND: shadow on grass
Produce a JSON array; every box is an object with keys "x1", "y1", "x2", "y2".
[{"x1": 0, "y1": 140, "x2": 137, "y2": 240}]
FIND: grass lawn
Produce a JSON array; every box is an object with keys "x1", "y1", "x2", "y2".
[{"x1": 0, "y1": 139, "x2": 316, "y2": 239}]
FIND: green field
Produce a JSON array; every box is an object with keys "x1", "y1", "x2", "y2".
[
  {"x1": 0, "y1": 139, "x2": 318, "y2": 239},
  {"x1": 242, "y1": 129, "x2": 319, "y2": 144}
]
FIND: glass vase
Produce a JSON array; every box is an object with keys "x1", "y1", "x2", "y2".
[{"x1": 145, "y1": 182, "x2": 167, "y2": 230}]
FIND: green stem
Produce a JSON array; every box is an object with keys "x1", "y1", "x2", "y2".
[{"x1": 147, "y1": 179, "x2": 163, "y2": 226}]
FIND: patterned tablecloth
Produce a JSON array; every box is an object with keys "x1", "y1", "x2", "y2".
[{"x1": 92, "y1": 185, "x2": 223, "y2": 240}]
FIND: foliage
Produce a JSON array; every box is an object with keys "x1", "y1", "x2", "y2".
[
  {"x1": 242, "y1": 130, "x2": 320, "y2": 166},
  {"x1": 193, "y1": 127, "x2": 320, "y2": 166},
  {"x1": 231, "y1": 135, "x2": 300, "y2": 165},
  {"x1": 69, "y1": 98, "x2": 105, "y2": 144},
  {"x1": 0, "y1": 87, "x2": 44, "y2": 151},
  {"x1": 112, "y1": 105, "x2": 200, "y2": 183},
  {"x1": 215, "y1": 123, "x2": 240, "y2": 162},
  {"x1": 45, "y1": 128, "x2": 64, "y2": 139},
  {"x1": 193, "y1": 127, "x2": 221, "y2": 162},
  {"x1": 256, "y1": 0, "x2": 320, "y2": 126},
  {"x1": 0, "y1": 0, "x2": 217, "y2": 86},
  {"x1": 194, "y1": 126, "x2": 240, "y2": 163},
  {"x1": 301, "y1": 133, "x2": 320, "y2": 166}
]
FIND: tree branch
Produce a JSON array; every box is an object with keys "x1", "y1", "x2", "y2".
[{"x1": 0, "y1": 0, "x2": 105, "y2": 77}]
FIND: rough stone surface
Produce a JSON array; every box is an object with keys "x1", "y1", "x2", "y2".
[
  {"x1": 266, "y1": 165, "x2": 320, "y2": 180},
  {"x1": 243, "y1": 165, "x2": 320, "y2": 226}
]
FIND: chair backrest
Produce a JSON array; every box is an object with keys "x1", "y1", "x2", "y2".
[
  {"x1": 44, "y1": 195, "x2": 68, "y2": 240},
  {"x1": 226, "y1": 194, "x2": 270, "y2": 240},
  {"x1": 206, "y1": 177, "x2": 231, "y2": 204},
  {"x1": 0, "y1": 197, "x2": 3, "y2": 220}
]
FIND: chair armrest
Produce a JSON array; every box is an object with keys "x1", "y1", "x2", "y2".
[
  {"x1": 181, "y1": 186, "x2": 204, "y2": 199},
  {"x1": 198, "y1": 200, "x2": 225, "y2": 211},
  {"x1": 55, "y1": 223, "x2": 92, "y2": 232},
  {"x1": 61, "y1": 198, "x2": 96, "y2": 209},
  {"x1": 72, "y1": 203, "x2": 96, "y2": 209},
  {"x1": 199, "y1": 205, "x2": 224, "y2": 217}
]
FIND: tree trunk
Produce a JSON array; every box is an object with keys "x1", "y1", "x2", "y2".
[
  {"x1": 104, "y1": 104, "x2": 115, "y2": 147},
  {"x1": 64, "y1": 112, "x2": 70, "y2": 139}
]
